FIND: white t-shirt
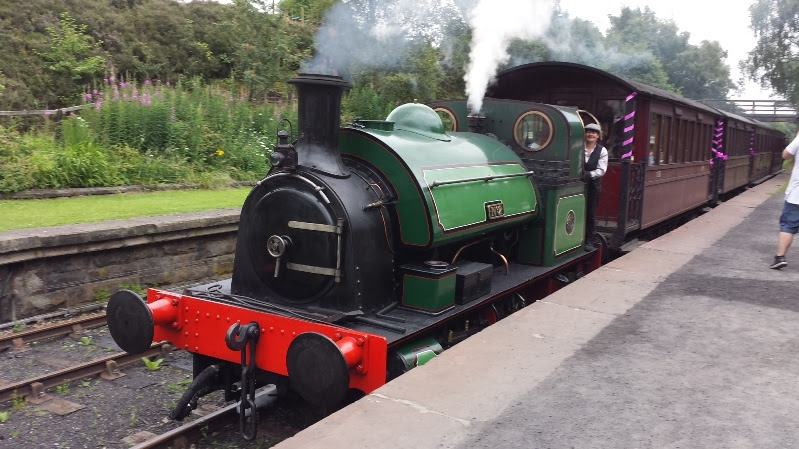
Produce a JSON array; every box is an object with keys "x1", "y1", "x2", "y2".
[{"x1": 786, "y1": 134, "x2": 799, "y2": 204}]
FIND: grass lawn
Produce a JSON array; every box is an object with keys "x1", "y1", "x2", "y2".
[{"x1": 0, "y1": 188, "x2": 251, "y2": 233}]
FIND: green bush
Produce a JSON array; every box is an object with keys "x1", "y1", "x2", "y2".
[
  {"x1": 0, "y1": 78, "x2": 287, "y2": 193},
  {"x1": 54, "y1": 140, "x2": 120, "y2": 188}
]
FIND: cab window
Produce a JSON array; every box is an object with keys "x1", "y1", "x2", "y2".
[{"x1": 514, "y1": 111, "x2": 553, "y2": 151}]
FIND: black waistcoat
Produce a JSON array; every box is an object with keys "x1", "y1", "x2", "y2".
[{"x1": 584, "y1": 144, "x2": 604, "y2": 192}]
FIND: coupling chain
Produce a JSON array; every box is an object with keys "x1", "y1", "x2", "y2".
[{"x1": 225, "y1": 321, "x2": 261, "y2": 441}]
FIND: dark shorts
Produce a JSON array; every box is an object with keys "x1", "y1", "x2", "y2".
[{"x1": 779, "y1": 201, "x2": 799, "y2": 234}]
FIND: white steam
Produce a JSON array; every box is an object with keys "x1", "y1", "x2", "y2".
[
  {"x1": 302, "y1": 0, "x2": 463, "y2": 76},
  {"x1": 464, "y1": 0, "x2": 556, "y2": 112}
]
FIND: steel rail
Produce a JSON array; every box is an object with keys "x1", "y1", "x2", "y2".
[
  {"x1": 0, "y1": 312, "x2": 108, "y2": 352},
  {"x1": 0, "y1": 342, "x2": 169, "y2": 403},
  {"x1": 129, "y1": 386, "x2": 278, "y2": 449}
]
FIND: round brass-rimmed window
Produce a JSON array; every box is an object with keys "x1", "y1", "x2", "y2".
[
  {"x1": 433, "y1": 107, "x2": 458, "y2": 132},
  {"x1": 514, "y1": 111, "x2": 553, "y2": 151}
]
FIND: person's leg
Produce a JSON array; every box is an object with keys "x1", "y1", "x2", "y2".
[
  {"x1": 585, "y1": 189, "x2": 596, "y2": 239},
  {"x1": 777, "y1": 231, "x2": 793, "y2": 256},
  {"x1": 772, "y1": 202, "x2": 799, "y2": 268}
]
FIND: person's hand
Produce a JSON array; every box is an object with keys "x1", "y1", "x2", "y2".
[{"x1": 582, "y1": 172, "x2": 592, "y2": 182}]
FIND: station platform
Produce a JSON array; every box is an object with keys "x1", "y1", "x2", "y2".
[{"x1": 274, "y1": 171, "x2": 799, "y2": 449}]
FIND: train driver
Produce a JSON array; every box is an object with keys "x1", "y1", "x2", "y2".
[{"x1": 583, "y1": 122, "x2": 608, "y2": 251}]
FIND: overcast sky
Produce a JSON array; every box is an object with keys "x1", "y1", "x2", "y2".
[{"x1": 558, "y1": 0, "x2": 775, "y2": 100}]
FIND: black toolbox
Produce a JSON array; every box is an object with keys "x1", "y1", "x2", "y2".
[{"x1": 455, "y1": 261, "x2": 493, "y2": 304}]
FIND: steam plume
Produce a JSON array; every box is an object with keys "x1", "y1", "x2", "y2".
[{"x1": 464, "y1": 0, "x2": 555, "y2": 112}]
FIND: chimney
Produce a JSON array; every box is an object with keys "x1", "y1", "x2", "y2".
[{"x1": 287, "y1": 74, "x2": 351, "y2": 178}]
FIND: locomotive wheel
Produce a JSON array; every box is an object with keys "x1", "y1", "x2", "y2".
[
  {"x1": 286, "y1": 332, "x2": 350, "y2": 409},
  {"x1": 592, "y1": 233, "x2": 611, "y2": 263},
  {"x1": 479, "y1": 304, "x2": 500, "y2": 326}
]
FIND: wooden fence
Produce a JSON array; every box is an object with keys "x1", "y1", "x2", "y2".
[{"x1": 0, "y1": 105, "x2": 86, "y2": 117}]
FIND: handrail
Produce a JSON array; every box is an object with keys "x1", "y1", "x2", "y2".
[{"x1": 429, "y1": 171, "x2": 535, "y2": 188}]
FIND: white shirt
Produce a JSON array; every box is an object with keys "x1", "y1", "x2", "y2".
[
  {"x1": 785, "y1": 135, "x2": 799, "y2": 204},
  {"x1": 584, "y1": 145, "x2": 609, "y2": 179}
]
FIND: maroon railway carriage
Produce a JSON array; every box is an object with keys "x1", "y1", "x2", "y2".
[
  {"x1": 487, "y1": 62, "x2": 784, "y2": 250},
  {"x1": 711, "y1": 110, "x2": 756, "y2": 200},
  {"x1": 751, "y1": 120, "x2": 788, "y2": 185},
  {"x1": 707, "y1": 110, "x2": 786, "y2": 203}
]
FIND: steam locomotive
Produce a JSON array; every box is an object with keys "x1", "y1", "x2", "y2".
[
  {"x1": 106, "y1": 64, "x2": 785, "y2": 440},
  {"x1": 107, "y1": 72, "x2": 602, "y2": 439}
]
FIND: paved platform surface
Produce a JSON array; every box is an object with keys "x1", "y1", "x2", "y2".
[{"x1": 274, "y1": 172, "x2": 799, "y2": 449}]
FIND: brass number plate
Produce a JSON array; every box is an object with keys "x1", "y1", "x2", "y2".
[{"x1": 485, "y1": 201, "x2": 505, "y2": 220}]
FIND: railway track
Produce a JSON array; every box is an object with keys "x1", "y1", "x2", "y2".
[
  {"x1": 0, "y1": 341, "x2": 170, "y2": 403},
  {"x1": 128, "y1": 386, "x2": 279, "y2": 449},
  {"x1": 0, "y1": 311, "x2": 107, "y2": 352},
  {"x1": 0, "y1": 309, "x2": 299, "y2": 447}
]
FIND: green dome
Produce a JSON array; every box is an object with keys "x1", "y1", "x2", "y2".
[{"x1": 386, "y1": 104, "x2": 451, "y2": 141}]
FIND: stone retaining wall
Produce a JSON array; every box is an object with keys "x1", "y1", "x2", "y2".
[{"x1": 0, "y1": 209, "x2": 240, "y2": 322}]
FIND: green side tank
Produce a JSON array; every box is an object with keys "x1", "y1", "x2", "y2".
[{"x1": 340, "y1": 103, "x2": 540, "y2": 248}]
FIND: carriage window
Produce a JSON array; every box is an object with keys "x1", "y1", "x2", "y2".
[
  {"x1": 433, "y1": 107, "x2": 458, "y2": 132},
  {"x1": 514, "y1": 111, "x2": 553, "y2": 151},
  {"x1": 598, "y1": 99, "x2": 626, "y2": 158},
  {"x1": 678, "y1": 120, "x2": 688, "y2": 163},
  {"x1": 669, "y1": 119, "x2": 679, "y2": 164},
  {"x1": 661, "y1": 117, "x2": 672, "y2": 164},
  {"x1": 649, "y1": 115, "x2": 660, "y2": 165}
]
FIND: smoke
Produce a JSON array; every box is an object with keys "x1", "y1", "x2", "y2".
[
  {"x1": 505, "y1": 13, "x2": 668, "y2": 86},
  {"x1": 464, "y1": 0, "x2": 556, "y2": 112},
  {"x1": 301, "y1": 0, "x2": 463, "y2": 77},
  {"x1": 302, "y1": 0, "x2": 661, "y2": 112}
]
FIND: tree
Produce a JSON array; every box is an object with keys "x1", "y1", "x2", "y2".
[
  {"x1": 743, "y1": 0, "x2": 799, "y2": 107},
  {"x1": 230, "y1": 0, "x2": 314, "y2": 100},
  {"x1": 502, "y1": 9, "x2": 677, "y2": 93},
  {"x1": 672, "y1": 41, "x2": 735, "y2": 99},
  {"x1": 606, "y1": 6, "x2": 734, "y2": 98},
  {"x1": 438, "y1": 17, "x2": 471, "y2": 99},
  {"x1": 608, "y1": 7, "x2": 689, "y2": 66},
  {"x1": 278, "y1": 0, "x2": 337, "y2": 23},
  {"x1": 39, "y1": 12, "x2": 106, "y2": 104}
]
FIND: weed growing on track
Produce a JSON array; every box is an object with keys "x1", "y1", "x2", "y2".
[
  {"x1": 142, "y1": 357, "x2": 164, "y2": 371},
  {"x1": 11, "y1": 392, "x2": 26, "y2": 411}
]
